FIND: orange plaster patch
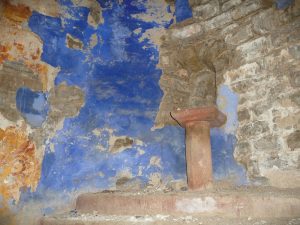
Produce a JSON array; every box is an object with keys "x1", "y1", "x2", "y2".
[
  {"x1": 0, "y1": 44, "x2": 12, "y2": 64},
  {"x1": 3, "y1": 0, "x2": 32, "y2": 23},
  {"x1": 0, "y1": 31, "x2": 52, "y2": 90},
  {"x1": 0, "y1": 126, "x2": 41, "y2": 202}
]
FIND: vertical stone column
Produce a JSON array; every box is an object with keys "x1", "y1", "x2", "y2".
[
  {"x1": 186, "y1": 121, "x2": 212, "y2": 190},
  {"x1": 171, "y1": 106, "x2": 226, "y2": 190}
]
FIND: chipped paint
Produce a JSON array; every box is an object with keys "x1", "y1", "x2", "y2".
[
  {"x1": 149, "y1": 156, "x2": 162, "y2": 169},
  {"x1": 66, "y1": 33, "x2": 83, "y2": 50},
  {"x1": 3, "y1": 1, "x2": 32, "y2": 23},
  {"x1": 0, "y1": 15, "x2": 59, "y2": 91},
  {"x1": 0, "y1": 126, "x2": 40, "y2": 202}
]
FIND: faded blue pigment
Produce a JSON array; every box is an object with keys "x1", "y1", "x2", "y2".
[{"x1": 16, "y1": 0, "x2": 246, "y2": 215}]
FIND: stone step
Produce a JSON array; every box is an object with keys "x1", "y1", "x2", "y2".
[
  {"x1": 40, "y1": 214, "x2": 300, "y2": 225},
  {"x1": 75, "y1": 186, "x2": 300, "y2": 218}
]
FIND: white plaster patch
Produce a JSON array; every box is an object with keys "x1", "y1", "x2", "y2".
[
  {"x1": 0, "y1": 112, "x2": 16, "y2": 129},
  {"x1": 171, "y1": 24, "x2": 203, "y2": 39},
  {"x1": 149, "y1": 156, "x2": 162, "y2": 169},
  {"x1": 176, "y1": 197, "x2": 217, "y2": 213}
]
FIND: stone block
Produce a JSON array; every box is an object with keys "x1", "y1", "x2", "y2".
[
  {"x1": 252, "y1": 9, "x2": 283, "y2": 34},
  {"x1": 287, "y1": 130, "x2": 300, "y2": 151},
  {"x1": 177, "y1": 47, "x2": 203, "y2": 72},
  {"x1": 254, "y1": 135, "x2": 280, "y2": 151},
  {"x1": 189, "y1": 0, "x2": 210, "y2": 8},
  {"x1": 231, "y1": 0, "x2": 264, "y2": 20},
  {"x1": 192, "y1": 0, "x2": 220, "y2": 20},
  {"x1": 222, "y1": 0, "x2": 242, "y2": 12},
  {"x1": 239, "y1": 121, "x2": 269, "y2": 138},
  {"x1": 168, "y1": 78, "x2": 190, "y2": 93},
  {"x1": 223, "y1": 62, "x2": 261, "y2": 82},
  {"x1": 171, "y1": 23, "x2": 203, "y2": 39},
  {"x1": 231, "y1": 79, "x2": 253, "y2": 93},
  {"x1": 288, "y1": 71, "x2": 300, "y2": 88},
  {"x1": 273, "y1": 112, "x2": 300, "y2": 130},
  {"x1": 225, "y1": 24, "x2": 253, "y2": 45},
  {"x1": 238, "y1": 109, "x2": 250, "y2": 121},
  {"x1": 213, "y1": 51, "x2": 232, "y2": 74},
  {"x1": 288, "y1": 45, "x2": 300, "y2": 60},
  {"x1": 234, "y1": 141, "x2": 251, "y2": 165},
  {"x1": 203, "y1": 12, "x2": 232, "y2": 31},
  {"x1": 188, "y1": 69, "x2": 216, "y2": 107},
  {"x1": 251, "y1": 101, "x2": 273, "y2": 116},
  {"x1": 221, "y1": 23, "x2": 239, "y2": 37},
  {"x1": 172, "y1": 91, "x2": 190, "y2": 105},
  {"x1": 291, "y1": 91, "x2": 300, "y2": 106},
  {"x1": 236, "y1": 36, "x2": 271, "y2": 62}
]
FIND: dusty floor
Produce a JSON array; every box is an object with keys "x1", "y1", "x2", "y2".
[{"x1": 41, "y1": 214, "x2": 300, "y2": 225}]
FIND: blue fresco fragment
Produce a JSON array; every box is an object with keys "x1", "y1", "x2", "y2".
[
  {"x1": 16, "y1": 87, "x2": 49, "y2": 127},
  {"x1": 211, "y1": 129, "x2": 247, "y2": 184},
  {"x1": 213, "y1": 85, "x2": 246, "y2": 183},
  {"x1": 276, "y1": 0, "x2": 294, "y2": 9},
  {"x1": 175, "y1": 0, "x2": 193, "y2": 23},
  {"x1": 217, "y1": 85, "x2": 239, "y2": 134}
]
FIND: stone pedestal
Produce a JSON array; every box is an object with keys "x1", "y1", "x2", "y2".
[{"x1": 171, "y1": 106, "x2": 226, "y2": 190}]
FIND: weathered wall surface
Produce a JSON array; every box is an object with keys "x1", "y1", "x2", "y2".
[
  {"x1": 0, "y1": 1, "x2": 187, "y2": 224},
  {"x1": 157, "y1": 0, "x2": 300, "y2": 186},
  {"x1": 1, "y1": 0, "x2": 298, "y2": 224}
]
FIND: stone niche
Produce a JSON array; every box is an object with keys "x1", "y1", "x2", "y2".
[
  {"x1": 156, "y1": 0, "x2": 300, "y2": 187},
  {"x1": 156, "y1": 25, "x2": 225, "y2": 125}
]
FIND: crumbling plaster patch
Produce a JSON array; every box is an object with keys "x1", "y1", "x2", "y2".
[{"x1": 0, "y1": 0, "x2": 86, "y2": 204}]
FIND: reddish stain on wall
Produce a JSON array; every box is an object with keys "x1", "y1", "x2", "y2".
[
  {"x1": 0, "y1": 126, "x2": 41, "y2": 202},
  {"x1": 3, "y1": 0, "x2": 32, "y2": 23}
]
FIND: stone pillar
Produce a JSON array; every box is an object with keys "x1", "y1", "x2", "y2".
[
  {"x1": 186, "y1": 121, "x2": 212, "y2": 190},
  {"x1": 171, "y1": 106, "x2": 226, "y2": 190}
]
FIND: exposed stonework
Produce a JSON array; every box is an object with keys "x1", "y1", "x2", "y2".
[
  {"x1": 109, "y1": 136, "x2": 134, "y2": 153},
  {"x1": 156, "y1": 0, "x2": 300, "y2": 186},
  {"x1": 71, "y1": 0, "x2": 103, "y2": 28},
  {"x1": 66, "y1": 34, "x2": 83, "y2": 50},
  {"x1": 0, "y1": 61, "x2": 43, "y2": 122},
  {"x1": 31, "y1": 83, "x2": 85, "y2": 148}
]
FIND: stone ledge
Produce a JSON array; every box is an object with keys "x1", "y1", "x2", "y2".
[{"x1": 75, "y1": 187, "x2": 300, "y2": 218}]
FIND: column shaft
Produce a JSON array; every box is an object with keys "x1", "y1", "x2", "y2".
[{"x1": 185, "y1": 121, "x2": 212, "y2": 190}]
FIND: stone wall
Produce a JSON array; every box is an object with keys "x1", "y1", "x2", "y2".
[{"x1": 156, "y1": 0, "x2": 300, "y2": 187}]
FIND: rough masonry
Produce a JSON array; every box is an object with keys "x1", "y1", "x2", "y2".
[{"x1": 156, "y1": 0, "x2": 300, "y2": 187}]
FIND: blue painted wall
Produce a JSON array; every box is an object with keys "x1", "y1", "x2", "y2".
[
  {"x1": 13, "y1": 0, "x2": 246, "y2": 218},
  {"x1": 16, "y1": 87, "x2": 49, "y2": 127},
  {"x1": 175, "y1": 0, "x2": 192, "y2": 22},
  {"x1": 28, "y1": 0, "x2": 187, "y2": 196},
  {"x1": 276, "y1": 0, "x2": 294, "y2": 9}
]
